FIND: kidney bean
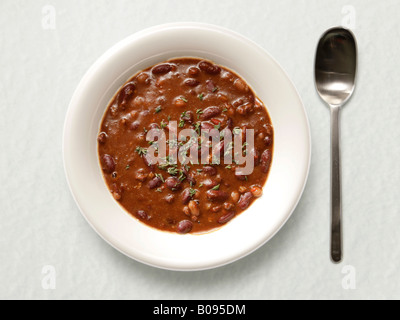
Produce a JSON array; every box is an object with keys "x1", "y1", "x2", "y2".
[
  {"x1": 206, "y1": 80, "x2": 217, "y2": 92},
  {"x1": 223, "y1": 202, "x2": 234, "y2": 211},
  {"x1": 188, "y1": 200, "x2": 200, "y2": 217},
  {"x1": 201, "y1": 106, "x2": 222, "y2": 120},
  {"x1": 136, "y1": 210, "x2": 150, "y2": 220},
  {"x1": 101, "y1": 154, "x2": 115, "y2": 174},
  {"x1": 177, "y1": 220, "x2": 193, "y2": 234},
  {"x1": 140, "y1": 109, "x2": 150, "y2": 117},
  {"x1": 111, "y1": 183, "x2": 123, "y2": 201},
  {"x1": 264, "y1": 135, "x2": 273, "y2": 147},
  {"x1": 250, "y1": 186, "x2": 263, "y2": 198},
  {"x1": 129, "y1": 121, "x2": 140, "y2": 131},
  {"x1": 238, "y1": 186, "x2": 247, "y2": 193},
  {"x1": 236, "y1": 102, "x2": 254, "y2": 115},
  {"x1": 164, "y1": 194, "x2": 175, "y2": 204},
  {"x1": 217, "y1": 93, "x2": 228, "y2": 102},
  {"x1": 152, "y1": 63, "x2": 172, "y2": 75},
  {"x1": 231, "y1": 191, "x2": 240, "y2": 203},
  {"x1": 174, "y1": 98, "x2": 186, "y2": 107},
  {"x1": 135, "y1": 169, "x2": 148, "y2": 182},
  {"x1": 181, "y1": 188, "x2": 193, "y2": 205},
  {"x1": 186, "y1": 174, "x2": 196, "y2": 186},
  {"x1": 261, "y1": 149, "x2": 272, "y2": 173},
  {"x1": 206, "y1": 190, "x2": 229, "y2": 202},
  {"x1": 232, "y1": 98, "x2": 245, "y2": 108},
  {"x1": 199, "y1": 61, "x2": 221, "y2": 75},
  {"x1": 184, "y1": 78, "x2": 200, "y2": 87},
  {"x1": 238, "y1": 192, "x2": 253, "y2": 210},
  {"x1": 181, "y1": 111, "x2": 194, "y2": 123},
  {"x1": 234, "y1": 78, "x2": 249, "y2": 93},
  {"x1": 188, "y1": 66, "x2": 200, "y2": 76},
  {"x1": 202, "y1": 179, "x2": 219, "y2": 189},
  {"x1": 148, "y1": 176, "x2": 162, "y2": 189},
  {"x1": 149, "y1": 123, "x2": 160, "y2": 130},
  {"x1": 118, "y1": 82, "x2": 136, "y2": 106},
  {"x1": 133, "y1": 96, "x2": 144, "y2": 108},
  {"x1": 211, "y1": 205, "x2": 222, "y2": 213},
  {"x1": 165, "y1": 177, "x2": 181, "y2": 191},
  {"x1": 250, "y1": 148, "x2": 260, "y2": 166},
  {"x1": 201, "y1": 122, "x2": 215, "y2": 131},
  {"x1": 218, "y1": 212, "x2": 235, "y2": 224},
  {"x1": 136, "y1": 72, "x2": 150, "y2": 84},
  {"x1": 203, "y1": 166, "x2": 217, "y2": 176},
  {"x1": 263, "y1": 124, "x2": 274, "y2": 135},
  {"x1": 98, "y1": 132, "x2": 107, "y2": 144},
  {"x1": 183, "y1": 206, "x2": 190, "y2": 216}
]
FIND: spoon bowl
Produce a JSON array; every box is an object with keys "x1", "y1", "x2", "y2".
[
  {"x1": 315, "y1": 27, "x2": 357, "y2": 263},
  {"x1": 315, "y1": 28, "x2": 357, "y2": 107}
]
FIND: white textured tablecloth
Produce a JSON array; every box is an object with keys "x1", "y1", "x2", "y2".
[{"x1": 1, "y1": 0, "x2": 399, "y2": 300}]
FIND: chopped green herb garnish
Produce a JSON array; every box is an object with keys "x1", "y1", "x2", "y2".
[
  {"x1": 214, "y1": 123, "x2": 221, "y2": 130},
  {"x1": 135, "y1": 146, "x2": 147, "y2": 157},
  {"x1": 181, "y1": 97, "x2": 188, "y2": 103},
  {"x1": 233, "y1": 127, "x2": 241, "y2": 135},
  {"x1": 178, "y1": 171, "x2": 186, "y2": 182},
  {"x1": 155, "y1": 106, "x2": 162, "y2": 114},
  {"x1": 156, "y1": 188, "x2": 162, "y2": 193},
  {"x1": 212, "y1": 184, "x2": 220, "y2": 191},
  {"x1": 160, "y1": 121, "x2": 167, "y2": 129},
  {"x1": 222, "y1": 107, "x2": 228, "y2": 112},
  {"x1": 194, "y1": 122, "x2": 201, "y2": 135},
  {"x1": 155, "y1": 173, "x2": 165, "y2": 183},
  {"x1": 212, "y1": 87, "x2": 219, "y2": 93},
  {"x1": 225, "y1": 165, "x2": 232, "y2": 170},
  {"x1": 179, "y1": 119, "x2": 185, "y2": 128},
  {"x1": 167, "y1": 167, "x2": 179, "y2": 176},
  {"x1": 198, "y1": 93, "x2": 205, "y2": 101},
  {"x1": 199, "y1": 183, "x2": 204, "y2": 188},
  {"x1": 197, "y1": 169, "x2": 203, "y2": 173},
  {"x1": 125, "y1": 165, "x2": 130, "y2": 170},
  {"x1": 189, "y1": 188, "x2": 197, "y2": 198}
]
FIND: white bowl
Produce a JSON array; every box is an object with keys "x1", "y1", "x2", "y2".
[{"x1": 63, "y1": 22, "x2": 311, "y2": 271}]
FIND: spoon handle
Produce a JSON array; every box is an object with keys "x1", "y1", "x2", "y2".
[{"x1": 330, "y1": 106, "x2": 342, "y2": 263}]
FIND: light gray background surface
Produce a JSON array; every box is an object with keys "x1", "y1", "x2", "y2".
[{"x1": 1, "y1": 0, "x2": 399, "y2": 300}]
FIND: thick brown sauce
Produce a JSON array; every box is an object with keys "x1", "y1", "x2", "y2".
[{"x1": 98, "y1": 58, "x2": 274, "y2": 234}]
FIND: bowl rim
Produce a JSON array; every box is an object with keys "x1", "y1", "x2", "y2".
[{"x1": 63, "y1": 22, "x2": 312, "y2": 271}]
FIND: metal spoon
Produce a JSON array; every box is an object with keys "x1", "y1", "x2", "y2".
[{"x1": 315, "y1": 27, "x2": 357, "y2": 263}]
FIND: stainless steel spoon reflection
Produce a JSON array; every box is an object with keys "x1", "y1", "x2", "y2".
[{"x1": 315, "y1": 27, "x2": 357, "y2": 263}]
